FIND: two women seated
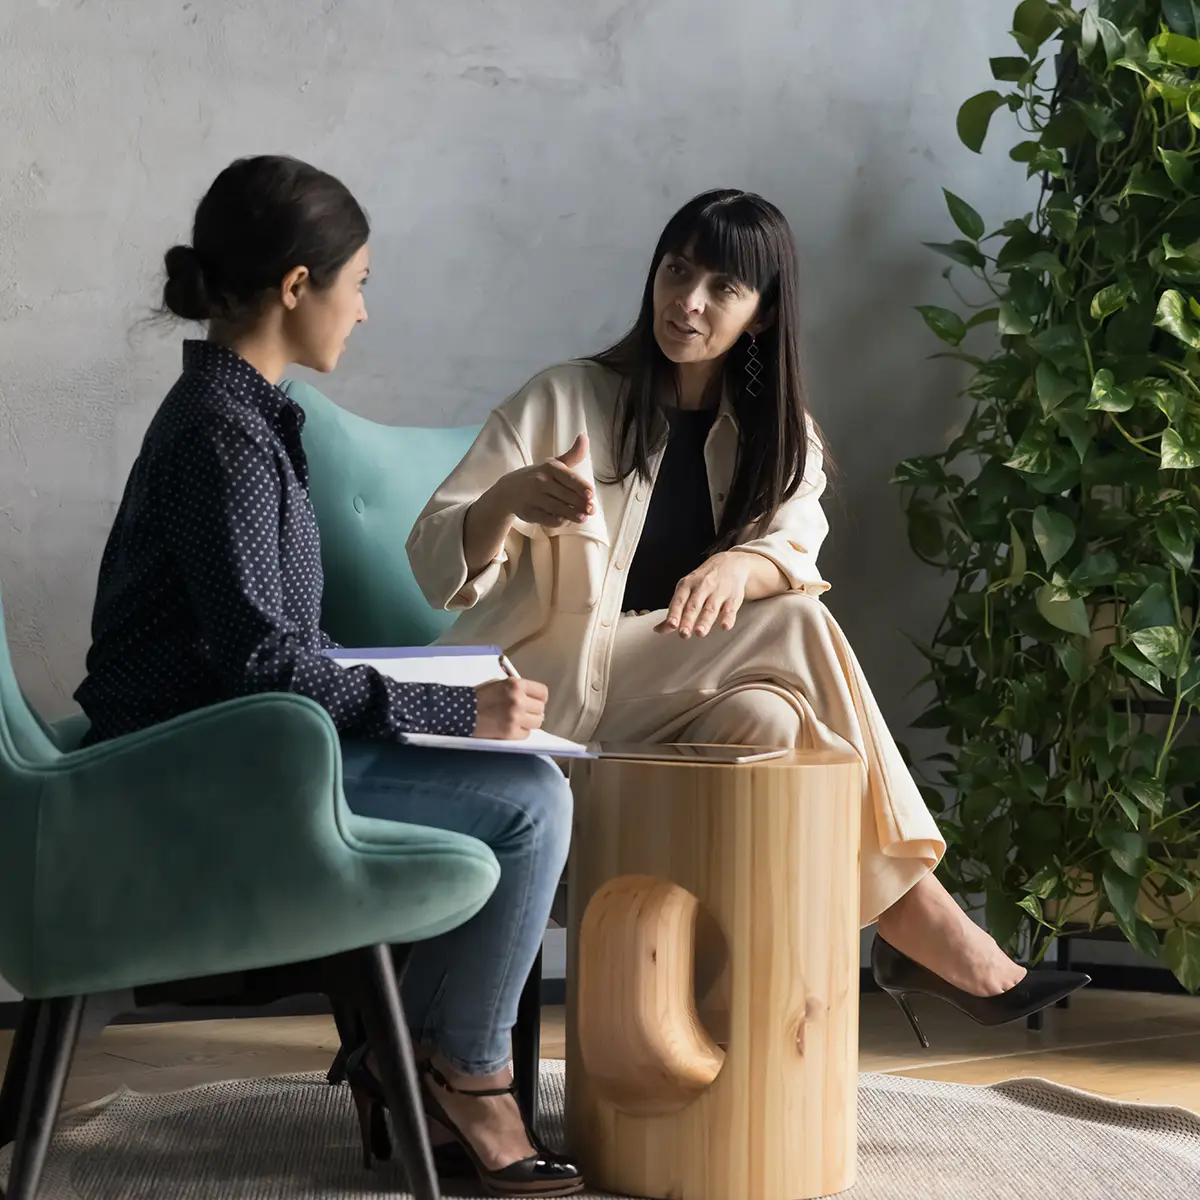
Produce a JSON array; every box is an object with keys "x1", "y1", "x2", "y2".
[{"x1": 73, "y1": 156, "x2": 1086, "y2": 1197}]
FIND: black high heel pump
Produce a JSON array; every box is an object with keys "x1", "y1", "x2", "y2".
[
  {"x1": 419, "y1": 1059, "x2": 585, "y2": 1197},
  {"x1": 871, "y1": 935, "x2": 1091, "y2": 1049},
  {"x1": 344, "y1": 1044, "x2": 471, "y2": 1176}
]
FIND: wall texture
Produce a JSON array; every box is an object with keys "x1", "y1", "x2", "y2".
[{"x1": 0, "y1": 0, "x2": 1034, "y2": 1001}]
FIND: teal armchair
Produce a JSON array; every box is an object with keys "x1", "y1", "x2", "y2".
[{"x1": 0, "y1": 386, "x2": 494, "y2": 1200}]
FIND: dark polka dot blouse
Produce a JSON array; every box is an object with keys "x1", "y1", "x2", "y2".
[{"x1": 75, "y1": 340, "x2": 477, "y2": 744}]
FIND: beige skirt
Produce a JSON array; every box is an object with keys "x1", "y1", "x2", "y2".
[{"x1": 591, "y1": 593, "x2": 945, "y2": 925}]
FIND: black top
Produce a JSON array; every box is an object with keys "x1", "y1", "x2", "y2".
[
  {"x1": 75, "y1": 340, "x2": 476, "y2": 744},
  {"x1": 622, "y1": 407, "x2": 718, "y2": 613}
]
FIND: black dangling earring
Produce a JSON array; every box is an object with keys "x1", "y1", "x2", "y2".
[{"x1": 744, "y1": 334, "x2": 763, "y2": 397}]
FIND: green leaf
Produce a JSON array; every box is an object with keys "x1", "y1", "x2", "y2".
[
  {"x1": 1103, "y1": 865, "x2": 1142, "y2": 924},
  {"x1": 1008, "y1": 521, "x2": 1028, "y2": 585},
  {"x1": 1128, "y1": 583, "x2": 1174, "y2": 631},
  {"x1": 924, "y1": 240, "x2": 987, "y2": 270},
  {"x1": 1010, "y1": 139, "x2": 1041, "y2": 162},
  {"x1": 1122, "y1": 916, "x2": 1163, "y2": 963},
  {"x1": 1070, "y1": 551, "x2": 1119, "y2": 589},
  {"x1": 1123, "y1": 165, "x2": 1177, "y2": 201},
  {"x1": 958, "y1": 90, "x2": 1006, "y2": 153},
  {"x1": 1016, "y1": 893, "x2": 1043, "y2": 922},
  {"x1": 1075, "y1": 101, "x2": 1123, "y2": 144},
  {"x1": 991, "y1": 55, "x2": 1031, "y2": 81},
  {"x1": 1100, "y1": 825, "x2": 1148, "y2": 879},
  {"x1": 1028, "y1": 324, "x2": 1083, "y2": 366},
  {"x1": 1128, "y1": 777, "x2": 1166, "y2": 816},
  {"x1": 1046, "y1": 202, "x2": 1079, "y2": 241},
  {"x1": 1114, "y1": 791, "x2": 1142, "y2": 828},
  {"x1": 1006, "y1": 424, "x2": 1054, "y2": 474},
  {"x1": 1036, "y1": 586, "x2": 1090, "y2": 635},
  {"x1": 1155, "y1": 290, "x2": 1200, "y2": 349},
  {"x1": 1012, "y1": 0, "x2": 1058, "y2": 51},
  {"x1": 1164, "y1": 927, "x2": 1200, "y2": 993},
  {"x1": 1090, "y1": 283, "x2": 1129, "y2": 321},
  {"x1": 1160, "y1": 423, "x2": 1200, "y2": 469},
  {"x1": 1160, "y1": 147, "x2": 1196, "y2": 189},
  {"x1": 1131, "y1": 626, "x2": 1186, "y2": 674},
  {"x1": 1064, "y1": 779, "x2": 1086, "y2": 808},
  {"x1": 1110, "y1": 645, "x2": 1163, "y2": 692},
  {"x1": 985, "y1": 885, "x2": 1023, "y2": 951},
  {"x1": 1151, "y1": 30, "x2": 1200, "y2": 66},
  {"x1": 1032, "y1": 506, "x2": 1076, "y2": 567},
  {"x1": 1097, "y1": 14, "x2": 1127, "y2": 64},
  {"x1": 1034, "y1": 362, "x2": 1076, "y2": 413},
  {"x1": 907, "y1": 513, "x2": 944, "y2": 560},
  {"x1": 943, "y1": 189, "x2": 985, "y2": 240},
  {"x1": 1023, "y1": 864, "x2": 1061, "y2": 899},
  {"x1": 891, "y1": 456, "x2": 947, "y2": 487},
  {"x1": 1081, "y1": 6, "x2": 1100, "y2": 53},
  {"x1": 1055, "y1": 642, "x2": 1089, "y2": 684},
  {"x1": 998, "y1": 301, "x2": 1034, "y2": 335},
  {"x1": 1143, "y1": 379, "x2": 1187, "y2": 424},
  {"x1": 1088, "y1": 368, "x2": 1133, "y2": 412},
  {"x1": 1163, "y1": 0, "x2": 1200, "y2": 40},
  {"x1": 916, "y1": 305, "x2": 967, "y2": 346},
  {"x1": 966, "y1": 307, "x2": 1000, "y2": 330},
  {"x1": 1027, "y1": 147, "x2": 1066, "y2": 178},
  {"x1": 1156, "y1": 512, "x2": 1195, "y2": 570},
  {"x1": 1056, "y1": 405, "x2": 1094, "y2": 460}
]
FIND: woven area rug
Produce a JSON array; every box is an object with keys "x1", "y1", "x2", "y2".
[{"x1": 2, "y1": 1060, "x2": 1197, "y2": 1199}]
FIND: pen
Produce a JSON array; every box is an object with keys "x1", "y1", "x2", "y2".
[{"x1": 499, "y1": 653, "x2": 521, "y2": 680}]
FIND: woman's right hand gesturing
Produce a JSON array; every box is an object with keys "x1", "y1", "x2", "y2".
[
  {"x1": 473, "y1": 677, "x2": 550, "y2": 740},
  {"x1": 492, "y1": 434, "x2": 594, "y2": 529},
  {"x1": 462, "y1": 434, "x2": 594, "y2": 575}
]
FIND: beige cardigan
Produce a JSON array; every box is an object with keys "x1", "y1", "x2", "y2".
[{"x1": 406, "y1": 360, "x2": 831, "y2": 741}]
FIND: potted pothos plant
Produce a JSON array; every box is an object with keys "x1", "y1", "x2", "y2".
[{"x1": 895, "y1": 0, "x2": 1200, "y2": 992}]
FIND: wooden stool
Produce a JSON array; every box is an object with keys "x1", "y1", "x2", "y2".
[{"x1": 565, "y1": 750, "x2": 862, "y2": 1200}]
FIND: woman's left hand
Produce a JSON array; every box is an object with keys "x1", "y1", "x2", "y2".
[{"x1": 655, "y1": 552, "x2": 754, "y2": 638}]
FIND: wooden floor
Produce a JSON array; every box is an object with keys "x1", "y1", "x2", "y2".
[{"x1": 1, "y1": 989, "x2": 1198, "y2": 1113}]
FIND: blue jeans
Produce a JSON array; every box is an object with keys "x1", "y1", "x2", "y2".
[{"x1": 340, "y1": 742, "x2": 572, "y2": 1075}]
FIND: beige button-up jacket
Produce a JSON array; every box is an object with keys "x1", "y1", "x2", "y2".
[{"x1": 406, "y1": 360, "x2": 830, "y2": 740}]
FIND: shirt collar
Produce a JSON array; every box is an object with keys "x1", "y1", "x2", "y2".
[{"x1": 182, "y1": 340, "x2": 301, "y2": 430}]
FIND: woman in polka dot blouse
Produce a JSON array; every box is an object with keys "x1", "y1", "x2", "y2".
[{"x1": 74, "y1": 156, "x2": 583, "y2": 1197}]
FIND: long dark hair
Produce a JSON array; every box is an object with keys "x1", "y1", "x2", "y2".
[
  {"x1": 162, "y1": 155, "x2": 370, "y2": 325},
  {"x1": 593, "y1": 189, "x2": 814, "y2": 551}
]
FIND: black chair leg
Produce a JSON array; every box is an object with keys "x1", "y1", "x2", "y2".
[
  {"x1": 356, "y1": 945, "x2": 439, "y2": 1200},
  {"x1": 1056, "y1": 935, "x2": 1072, "y2": 1009},
  {"x1": 5, "y1": 996, "x2": 84, "y2": 1200},
  {"x1": 0, "y1": 1002, "x2": 40, "y2": 1151},
  {"x1": 513, "y1": 948, "x2": 542, "y2": 1131}
]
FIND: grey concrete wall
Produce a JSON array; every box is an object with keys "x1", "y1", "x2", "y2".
[{"x1": 0, "y1": 0, "x2": 1033, "y2": 1003}]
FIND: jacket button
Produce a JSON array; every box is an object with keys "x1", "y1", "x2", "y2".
[
  {"x1": 353, "y1": 496, "x2": 366, "y2": 513},
  {"x1": 635, "y1": 491, "x2": 645, "y2": 502},
  {"x1": 591, "y1": 681, "x2": 602, "y2": 692}
]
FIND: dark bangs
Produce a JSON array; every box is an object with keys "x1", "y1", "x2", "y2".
[{"x1": 661, "y1": 192, "x2": 781, "y2": 305}]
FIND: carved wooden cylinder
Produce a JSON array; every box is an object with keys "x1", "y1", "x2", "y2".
[{"x1": 566, "y1": 751, "x2": 863, "y2": 1200}]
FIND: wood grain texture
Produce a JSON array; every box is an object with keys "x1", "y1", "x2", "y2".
[{"x1": 565, "y1": 750, "x2": 863, "y2": 1200}]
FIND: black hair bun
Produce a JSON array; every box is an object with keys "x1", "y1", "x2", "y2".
[{"x1": 162, "y1": 244, "x2": 212, "y2": 322}]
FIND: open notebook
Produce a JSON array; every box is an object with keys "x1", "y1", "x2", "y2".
[{"x1": 323, "y1": 645, "x2": 590, "y2": 758}]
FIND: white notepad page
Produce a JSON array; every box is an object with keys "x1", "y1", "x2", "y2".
[{"x1": 324, "y1": 646, "x2": 590, "y2": 758}]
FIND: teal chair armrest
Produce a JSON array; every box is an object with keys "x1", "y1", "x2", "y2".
[{"x1": 9, "y1": 694, "x2": 499, "y2": 998}]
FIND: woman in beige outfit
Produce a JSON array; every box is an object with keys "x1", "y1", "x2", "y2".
[{"x1": 408, "y1": 190, "x2": 1087, "y2": 1034}]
